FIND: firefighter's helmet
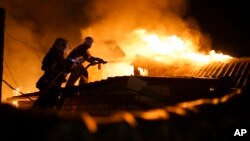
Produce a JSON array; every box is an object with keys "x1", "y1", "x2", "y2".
[
  {"x1": 54, "y1": 37, "x2": 68, "y2": 52},
  {"x1": 84, "y1": 36, "x2": 94, "y2": 46}
]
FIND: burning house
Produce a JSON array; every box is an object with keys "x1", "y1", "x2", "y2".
[
  {"x1": 4, "y1": 17, "x2": 250, "y2": 124},
  {"x1": 4, "y1": 26, "x2": 250, "y2": 117}
]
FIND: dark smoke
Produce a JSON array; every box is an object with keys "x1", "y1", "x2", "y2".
[{"x1": 1, "y1": 0, "x2": 98, "y2": 47}]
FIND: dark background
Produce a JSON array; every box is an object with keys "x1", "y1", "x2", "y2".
[{"x1": 188, "y1": 0, "x2": 250, "y2": 57}]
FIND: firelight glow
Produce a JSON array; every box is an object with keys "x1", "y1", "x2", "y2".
[
  {"x1": 129, "y1": 29, "x2": 232, "y2": 64},
  {"x1": 95, "y1": 28, "x2": 232, "y2": 80},
  {"x1": 11, "y1": 88, "x2": 21, "y2": 107}
]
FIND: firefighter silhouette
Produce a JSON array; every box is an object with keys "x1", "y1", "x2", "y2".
[
  {"x1": 65, "y1": 36, "x2": 107, "y2": 86},
  {"x1": 33, "y1": 37, "x2": 69, "y2": 109}
]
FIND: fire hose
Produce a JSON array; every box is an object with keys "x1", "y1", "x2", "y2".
[{"x1": 85, "y1": 59, "x2": 132, "y2": 70}]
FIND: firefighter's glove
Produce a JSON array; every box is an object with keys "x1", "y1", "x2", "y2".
[
  {"x1": 101, "y1": 60, "x2": 108, "y2": 64},
  {"x1": 96, "y1": 58, "x2": 107, "y2": 64}
]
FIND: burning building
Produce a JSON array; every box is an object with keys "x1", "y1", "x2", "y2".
[
  {"x1": 1, "y1": 0, "x2": 250, "y2": 140},
  {"x1": 7, "y1": 52, "x2": 250, "y2": 115},
  {"x1": 4, "y1": 50, "x2": 250, "y2": 141},
  {"x1": 6, "y1": 26, "x2": 249, "y2": 115}
]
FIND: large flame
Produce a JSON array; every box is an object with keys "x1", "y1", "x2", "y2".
[
  {"x1": 126, "y1": 29, "x2": 232, "y2": 63},
  {"x1": 88, "y1": 28, "x2": 232, "y2": 81}
]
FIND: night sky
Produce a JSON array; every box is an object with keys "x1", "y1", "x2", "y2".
[{"x1": 188, "y1": 0, "x2": 250, "y2": 57}]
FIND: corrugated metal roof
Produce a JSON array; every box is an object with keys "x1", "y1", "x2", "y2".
[{"x1": 132, "y1": 55, "x2": 250, "y2": 88}]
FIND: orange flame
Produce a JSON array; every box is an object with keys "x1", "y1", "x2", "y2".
[
  {"x1": 90, "y1": 28, "x2": 232, "y2": 81},
  {"x1": 11, "y1": 88, "x2": 21, "y2": 107},
  {"x1": 128, "y1": 29, "x2": 232, "y2": 63}
]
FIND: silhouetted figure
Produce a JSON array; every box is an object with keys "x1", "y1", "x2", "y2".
[
  {"x1": 65, "y1": 36, "x2": 107, "y2": 86},
  {"x1": 33, "y1": 37, "x2": 69, "y2": 110}
]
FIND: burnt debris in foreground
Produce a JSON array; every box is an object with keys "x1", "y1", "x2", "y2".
[{"x1": 1, "y1": 82, "x2": 250, "y2": 141}]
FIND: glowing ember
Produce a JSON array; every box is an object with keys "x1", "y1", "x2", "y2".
[
  {"x1": 138, "y1": 67, "x2": 148, "y2": 76},
  {"x1": 11, "y1": 88, "x2": 21, "y2": 107}
]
